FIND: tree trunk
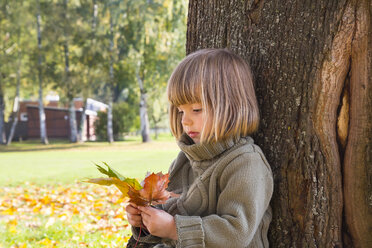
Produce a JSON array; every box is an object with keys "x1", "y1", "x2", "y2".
[
  {"x1": 77, "y1": 1, "x2": 98, "y2": 143},
  {"x1": 107, "y1": 99, "x2": 114, "y2": 143},
  {"x1": 63, "y1": 0, "x2": 77, "y2": 143},
  {"x1": 77, "y1": 98, "x2": 87, "y2": 142},
  {"x1": 343, "y1": 1, "x2": 372, "y2": 247},
  {"x1": 36, "y1": 1, "x2": 48, "y2": 145},
  {"x1": 106, "y1": 9, "x2": 115, "y2": 143},
  {"x1": 64, "y1": 44, "x2": 78, "y2": 143},
  {"x1": 151, "y1": 115, "x2": 160, "y2": 140},
  {"x1": 136, "y1": 68, "x2": 151, "y2": 143},
  {"x1": 7, "y1": 54, "x2": 21, "y2": 145},
  {"x1": 0, "y1": 81, "x2": 5, "y2": 145},
  {"x1": 187, "y1": 0, "x2": 371, "y2": 247},
  {"x1": 68, "y1": 99, "x2": 78, "y2": 143}
]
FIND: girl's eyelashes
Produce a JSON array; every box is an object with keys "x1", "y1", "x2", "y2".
[{"x1": 177, "y1": 109, "x2": 202, "y2": 114}]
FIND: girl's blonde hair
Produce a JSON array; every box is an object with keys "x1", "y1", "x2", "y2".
[{"x1": 167, "y1": 48, "x2": 259, "y2": 143}]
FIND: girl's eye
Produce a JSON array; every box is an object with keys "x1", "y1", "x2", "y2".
[
  {"x1": 178, "y1": 110, "x2": 184, "y2": 115},
  {"x1": 193, "y1": 109, "x2": 202, "y2": 113}
]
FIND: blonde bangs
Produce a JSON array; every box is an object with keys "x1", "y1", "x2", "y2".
[{"x1": 167, "y1": 57, "x2": 202, "y2": 107}]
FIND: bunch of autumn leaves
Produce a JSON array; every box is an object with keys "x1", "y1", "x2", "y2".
[{"x1": 86, "y1": 163, "x2": 177, "y2": 207}]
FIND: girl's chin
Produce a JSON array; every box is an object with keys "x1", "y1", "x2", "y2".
[{"x1": 191, "y1": 137, "x2": 200, "y2": 144}]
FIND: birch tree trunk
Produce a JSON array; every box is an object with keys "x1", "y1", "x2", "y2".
[
  {"x1": 106, "y1": 12, "x2": 114, "y2": 143},
  {"x1": 77, "y1": 98, "x2": 87, "y2": 142},
  {"x1": 6, "y1": 53, "x2": 21, "y2": 145},
  {"x1": 0, "y1": 80, "x2": 5, "y2": 145},
  {"x1": 187, "y1": 0, "x2": 371, "y2": 247},
  {"x1": 36, "y1": 1, "x2": 48, "y2": 145},
  {"x1": 64, "y1": 40, "x2": 77, "y2": 143},
  {"x1": 77, "y1": 0, "x2": 98, "y2": 143},
  {"x1": 136, "y1": 67, "x2": 151, "y2": 143},
  {"x1": 63, "y1": 0, "x2": 78, "y2": 143},
  {"x1": 68, "y1": 99, "x2": 77, "y2": 143},
  {"x1": 107, "y1": 99, "x2": 114, "y2": 143}
]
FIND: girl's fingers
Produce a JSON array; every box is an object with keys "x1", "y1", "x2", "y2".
[
  {"x1": 126, "y1": 204, "x2": 141, "y2": 215},
  {"x1": 138, "y1": 206, "x2": 154, "y2": 215},
  {"x1": 129, "y1": 203, "x2": 138, "y2": 208},
  {"x1": 128, "y1": 214, "x2": 143, "y2": 227}
]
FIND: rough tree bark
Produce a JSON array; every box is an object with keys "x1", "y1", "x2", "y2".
[
  {"x1": 36, "y1": 0, "x2": 48, "y2": 145},
  {"x1": 187, "y1": 0, "x2": 371, "y2": 247}
]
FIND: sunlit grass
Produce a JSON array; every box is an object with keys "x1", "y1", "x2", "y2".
[{"x1": 0, "y1": 133, "x2": 179, "y2": 186}]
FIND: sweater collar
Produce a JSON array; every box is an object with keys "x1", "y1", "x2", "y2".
[{"x1": 177, "y1": 133, "x2": 251, "y2": 162}]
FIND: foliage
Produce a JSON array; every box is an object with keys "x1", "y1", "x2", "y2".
[
  {"x1": 0, "y1": 0, "x2": 187, "y2": 137},
  {"x1": 94, "y1": 101, "x2": 138, "y2": 140}
]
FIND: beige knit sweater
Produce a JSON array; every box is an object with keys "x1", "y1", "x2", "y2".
[{"x1": 132, "y1": 134, "x2": 274, "y2": 248}]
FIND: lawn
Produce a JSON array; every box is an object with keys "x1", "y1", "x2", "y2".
[
  {"x1": 0, "y1": 135, "x2": 180, "y2": 248},
  {"x1": 0, "y1": 134, "x2": 179, "y2": 186}
]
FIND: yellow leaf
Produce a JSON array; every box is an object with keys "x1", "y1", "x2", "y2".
[
  {"x1": 1, "y1": 207, "x2": 16, "y2": 215},
  {"x1": 37, "y1": 238, "x2": 53, "y2": 246},
  {"x1": 124, "y1": 236, "x2": 131, "y2": 243},
  {"x1": 73, "y1": 222, "x2": 86, "y2": 233},
  {"x1": 40, "y1": 195, "x2": 51, "y2": 205},
  {"x1": 9, "y1": 224, "x2": 17, "y2": 234},
  {"x1": 33, "y1": 205, "x2": 42, "y2": 213},
  {"x1": 7, "y1": 219, "x2": 17, "y2": 226}
]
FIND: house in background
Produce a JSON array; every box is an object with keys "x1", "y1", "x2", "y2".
[{"x1": 7, "y1": 98, "x2": 107, "y2": 141}]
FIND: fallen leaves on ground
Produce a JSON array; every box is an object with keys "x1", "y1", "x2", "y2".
[{"x1": 0, "y1": 182, "x2": 131, "y2": 247}]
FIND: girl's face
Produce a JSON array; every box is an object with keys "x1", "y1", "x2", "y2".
[{"x1": 177, "y1": 103, "x2": 204, "y2": 144}]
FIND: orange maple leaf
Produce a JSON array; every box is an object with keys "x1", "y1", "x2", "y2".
[{"x1": 128, "y1": 172, "x2": 176, "y2": 206}]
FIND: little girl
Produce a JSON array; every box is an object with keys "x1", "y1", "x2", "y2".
[{"x1": 126, "y1": 48, "x2": 273, "y2": 248}]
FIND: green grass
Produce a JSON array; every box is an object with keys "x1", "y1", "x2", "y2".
[{"x1": 0, "y1": 133, "x2": 179, "y2": 186}]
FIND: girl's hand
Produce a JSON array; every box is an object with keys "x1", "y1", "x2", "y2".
[
  {"x1": 125, "y1": 203, "x2": 144, "y2": 228},
  {"x1": 138, "y1": 206, "x2": 178, "y2": 240}
]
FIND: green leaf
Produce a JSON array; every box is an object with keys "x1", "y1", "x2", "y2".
[
  {"x1": 94, "y1": 162, "x2": 125, "y2": 181},
  {"x1": 92, "y1": 162, "x2": 142, "y2": 190},
  {"x1": 86, "y1": 177, "x2": 131, "y2": 197},
  {"x1": 123, "y1": 177, "x2": 142, "y2": 190},
  {"x1": 85, "y1": 177, "x2": 117, "y2": 186}
]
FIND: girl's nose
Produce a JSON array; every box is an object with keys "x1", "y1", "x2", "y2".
[{"x1": 182, "y1": 114, "x2": 192, "y2": 126}]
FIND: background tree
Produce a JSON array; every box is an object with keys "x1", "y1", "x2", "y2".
[
  {"x1": 187, "y1": 0, "x2": 371, "y2": 247},
  {"x1": 0, "y1": 1, "x2": 10, "y2": 144},
  {"x1": 76, "y1": 0, "x2": 100, "y2": 142},
  {"x1": 131, "y1": 0, "x2": 186, "y2": 142},
  {"x1": 0, "y1": 1, "x2": 34, "y2": 145},
  {"x1": 35, "y1": 0, "x2": 49, "y2": 144}
]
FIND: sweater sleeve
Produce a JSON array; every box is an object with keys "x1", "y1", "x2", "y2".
[
  {"x1": 174, "y1": 152, "x2": 274, "y2": 248},
  {"x1": 129, "y1": 152, "x2": 188, "y2": 246}
]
